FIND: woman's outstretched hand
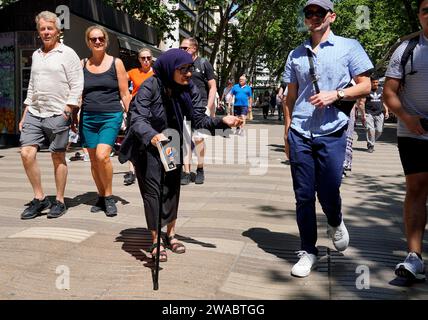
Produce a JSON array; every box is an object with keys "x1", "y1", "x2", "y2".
[{"x1": 222, "y1": 115, "x2": 243, "y2": 128}]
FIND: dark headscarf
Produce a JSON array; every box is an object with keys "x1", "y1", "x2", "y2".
[{"x1": 153, "y1": 49, "x2": 194, "y2": 132}]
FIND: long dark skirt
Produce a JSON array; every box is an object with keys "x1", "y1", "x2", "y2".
[{"x1": 134, "y1": 147, "x2": 181, "y2": 231}]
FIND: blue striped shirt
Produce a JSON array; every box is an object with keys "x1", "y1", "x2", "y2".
[
  {"x1": 283, "y1": 32, "x2": 373, "y2": 138},
  {"x1": 385, "y1": 34, "x2": 428, "y2": 140}
]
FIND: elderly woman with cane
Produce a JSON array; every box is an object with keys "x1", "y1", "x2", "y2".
[{"x1": 120, "y1": 49, "x2": 241, "y2": 262}]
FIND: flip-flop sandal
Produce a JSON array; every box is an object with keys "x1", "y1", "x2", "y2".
[
  {"x1": 165, "y1": 235, "x2": 186, "y2": 254},
  {"x1": 149, "y1": 243, "x2": 168, "y2": 262}
]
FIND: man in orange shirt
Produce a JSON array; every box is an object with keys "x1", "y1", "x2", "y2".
[{"x1": 123, "y1": 48, "x2": 154, "y2": 185}]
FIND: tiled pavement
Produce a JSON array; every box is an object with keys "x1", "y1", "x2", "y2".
[{"x1": 0, "y1": 110, "x2": 427, "y2": 300}]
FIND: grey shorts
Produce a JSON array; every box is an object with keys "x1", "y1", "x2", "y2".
[{"x1": 20, "y1": 112, "x2": 71, "y2": 152}]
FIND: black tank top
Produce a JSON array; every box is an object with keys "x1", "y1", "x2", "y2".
[{"x1": 82, "y1": 57, "x2": 122, "y2": 112}]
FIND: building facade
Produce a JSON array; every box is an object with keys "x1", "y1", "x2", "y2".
[{"x1": 0, "y1": 0, "x2": 161, "y2": 146}]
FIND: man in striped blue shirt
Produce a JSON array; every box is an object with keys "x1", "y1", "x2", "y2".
[{"x1": 283, "y1": 0, "x2": 373, "y2": 277}]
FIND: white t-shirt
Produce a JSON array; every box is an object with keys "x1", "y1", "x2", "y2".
[{"x1": 24, "y1": 43, "x2": 84, "y2": 118}]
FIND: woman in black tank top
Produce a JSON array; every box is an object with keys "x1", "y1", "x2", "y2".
[{"x1": 80, "y1": 25, "x2": 131, "y2": 217}]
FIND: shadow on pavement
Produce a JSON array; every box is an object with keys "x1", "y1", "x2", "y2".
[
  {"x1": 242, "y1": 227, "x2": 300, "y2": 261},
  {"x1": 242, "y1": 171, "x2": 428, "y2": 298},
  {"x1": 268, "y1": 144, "x2": 285, "y2": 153},
  {"x1": 252, "y1": 205, "x2": 294, "y2": 219},
  {"x1": 65, "y1": 192, "x2": 130, "y2": 209},
  {"x1": 115, "y1": 228, "x2": 217, "y2": 265},
  {"x1": 115, "y1": 227, "x2": 153, "y2": 263}
]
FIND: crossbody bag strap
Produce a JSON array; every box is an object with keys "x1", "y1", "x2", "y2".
[{"x1": 306, "y1": 48, "x2": 320, "y2": 94}]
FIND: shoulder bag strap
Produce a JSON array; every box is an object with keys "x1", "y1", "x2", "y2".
[
  {"x1": 306, "y1": 48, "x2": 320, "y2": 94},
  {"x1": 400, "y1": 36, "x2": 419, "y2": 86}
]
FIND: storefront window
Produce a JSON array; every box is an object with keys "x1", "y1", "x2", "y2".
[{"x1": 0, "y1": 32, "x2": 15, "y2": 135}]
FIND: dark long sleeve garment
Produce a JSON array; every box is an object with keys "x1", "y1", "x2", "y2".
[{"x1": 119, "y1": 76, "x2": 228, "y2": 164}]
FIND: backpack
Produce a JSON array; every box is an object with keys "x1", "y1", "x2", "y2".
[
  {"x1": 199, "y1": 57, "x2": 210, "y2": 93},
  {"x1": 400, "y1": 34, "x2": 419, "y2": 86}
]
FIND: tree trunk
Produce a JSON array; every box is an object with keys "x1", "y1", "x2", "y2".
[{"x1": 402, "y1": 0, "x2": 419, "y2": 32}]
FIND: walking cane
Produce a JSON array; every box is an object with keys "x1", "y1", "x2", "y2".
[{"x1": 153, "y1": 167, "x2": 165, "y2": 291}]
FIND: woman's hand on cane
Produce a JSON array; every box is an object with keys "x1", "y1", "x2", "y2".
[{"x1": 151, "y1": 133, "x2": 168, "y2": 147}]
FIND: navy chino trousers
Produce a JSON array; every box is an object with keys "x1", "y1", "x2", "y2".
[{"x1": 288, "y1": 126, "x2": 347, "y2": 256}]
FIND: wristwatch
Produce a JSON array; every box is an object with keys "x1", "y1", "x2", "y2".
[
  {"x1": 64, "y1": 110, "x2": 72, "y2": 117},
  {"x1": 337, "y1": 89, "x2": 345, "y2": 101}
]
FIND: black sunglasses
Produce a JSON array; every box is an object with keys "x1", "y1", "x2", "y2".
[
  {"x1": 89, "y1": 36, "x2": 105, "y2": 43},
  {"x1": 179, "y1": 46, "x2": 189, "y2": 50},
  {"x1": 139, "y1": 56, "x2": 152, "y2": 61},
  {"x1": 304, "y1": 9, "x2": 328, "y2": 19},
  {"x1": 177, "y1": 65, "x2": 195, "y2": 74},
  {"x1": 421, "y1": 7, "x2": 428, "y2": 14}
]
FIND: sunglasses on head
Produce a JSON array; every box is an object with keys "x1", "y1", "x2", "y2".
[
  {"x1": 177, "y1": 64, "x2": 195, "y2": 74},
  {"x1": 89, "y1": 36, "x2": 105, "y2": 43},
  {"x1": 304, "y1": 9, "x2": 328, "y2": 19},
  {"x1": 139, "y1": 56, "x2": 152, "y2": 61}
]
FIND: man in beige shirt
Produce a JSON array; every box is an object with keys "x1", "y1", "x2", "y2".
[{"x1": 19, "y1": 11, "x2": 83, "y2": 220}]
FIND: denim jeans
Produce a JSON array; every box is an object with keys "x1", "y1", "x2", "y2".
[{"x1": 288, "y1": 126, "x2": 347, "y2": 255}]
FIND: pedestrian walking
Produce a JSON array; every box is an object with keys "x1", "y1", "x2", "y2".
[
  {"x1": 230, "y1": 75, "x2": 253, "y2": 135},
  {"x1": 124, "y1": 48, "x2": 154, "y2": 186},
  {"x1": 270, "y1": 90, "x2": 277, "y2": 116},
  {"x1": 118, "y1": 48, "x2": 241, "y2": 262},
  {"x1": 220, "y1": 79, "x2": 234, "y2": 116},
  {"x1": 361, "y1": 76, "x2": 389, "y2": 153},
  {"x1": 79, "y1": 25, "x2": 131, "y2": 217},
  {"x1": 383, "y1": 0, "x2": 428, "y2": 282},
  {"x1": 179, "y1": 38, "x2": 217, "y2": 185},
  {"x1": 342, "y1": 98, "x2": 366, "y2": 177},
  {"x1": 276, "y1": 86, "x2": 284, "y2": 121},
  {"x1": 19, "y1": 11, "x2": 84, "y2": 220},
  {"x1": 260, "y1": 90, "x2": 271, "y2": 119},
  {"x1": 283, "y1": 0, "x2": 373, "y2": 277}
]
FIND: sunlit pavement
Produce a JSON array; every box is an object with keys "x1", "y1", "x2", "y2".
[{"x1": 0, "y1": 109, "x2": 427, "y2": 299}]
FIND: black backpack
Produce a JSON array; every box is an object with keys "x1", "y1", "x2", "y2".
[
  {"x1": 198, "y1": 57, "x2": 210, "y2": 93},
  {"x1": 400, "y1": 34, "x2": 420, "y2": 86}
]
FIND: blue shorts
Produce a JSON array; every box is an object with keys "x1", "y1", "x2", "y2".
[
  {"x1": 80, "y1": 111, "x2": 123, "y2": 148},
  {"x1": 234, "y1": 106, "x2": 248, "y2": 116}
]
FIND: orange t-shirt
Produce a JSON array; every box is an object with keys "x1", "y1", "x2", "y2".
[{"x1": 128, "y1": 67, "x2": 154, "y2": 97}]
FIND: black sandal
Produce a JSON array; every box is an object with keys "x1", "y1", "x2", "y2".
[
  {"x1": 149, "y1": 243, "x2": 168, "y2": 262},
  {"x1": 165, "y1": 235, "x2": 186, "y2": 254}
]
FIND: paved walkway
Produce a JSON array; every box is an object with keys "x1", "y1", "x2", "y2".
[{"x1": 0, "y1": 110, "x2": 427, "y2": 300}]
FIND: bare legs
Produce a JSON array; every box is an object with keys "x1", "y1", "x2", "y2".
[
  {"x1": 183, "y1": 138, "x2": 205, "y2": 174},
  {"x1": 404, "y1": 173, "x2": 428, "y2": 254},
  {"x1": 21, "y1": 145, "x2": 67, "y2": 202},
  {"x1": 87, "y1": 144, "x2": 114, "y2": 197}
]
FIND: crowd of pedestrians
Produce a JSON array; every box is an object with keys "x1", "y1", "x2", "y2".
[{"x1": 17, "y1": 0, "x2": 428, "y2": 283}]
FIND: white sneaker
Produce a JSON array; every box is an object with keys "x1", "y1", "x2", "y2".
[
  {"x1": 83, "y1": 153, "x2": 90, "y2": 162},
  {"x1": 327, "y1": 220, "x2": 349, "y2": 251},
  {"x1": 291, "y1": 251, "x2": 317, "y2": 277},
  {"x1": 395, "y1": 252, "x2": 426, "y2": 281}
]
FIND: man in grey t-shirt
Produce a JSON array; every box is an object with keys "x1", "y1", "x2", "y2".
[{"x1": 384, "y1": 0, "x2": 428, "y2": 282}]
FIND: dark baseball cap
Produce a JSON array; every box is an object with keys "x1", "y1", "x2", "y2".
[{"x1": 304, "y1": 0, "x2": 334, "y2": 12}]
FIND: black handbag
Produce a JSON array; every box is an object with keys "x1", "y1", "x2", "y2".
[{"x1": 306, "y1": 48, "x2": 355, "y2": 116}]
